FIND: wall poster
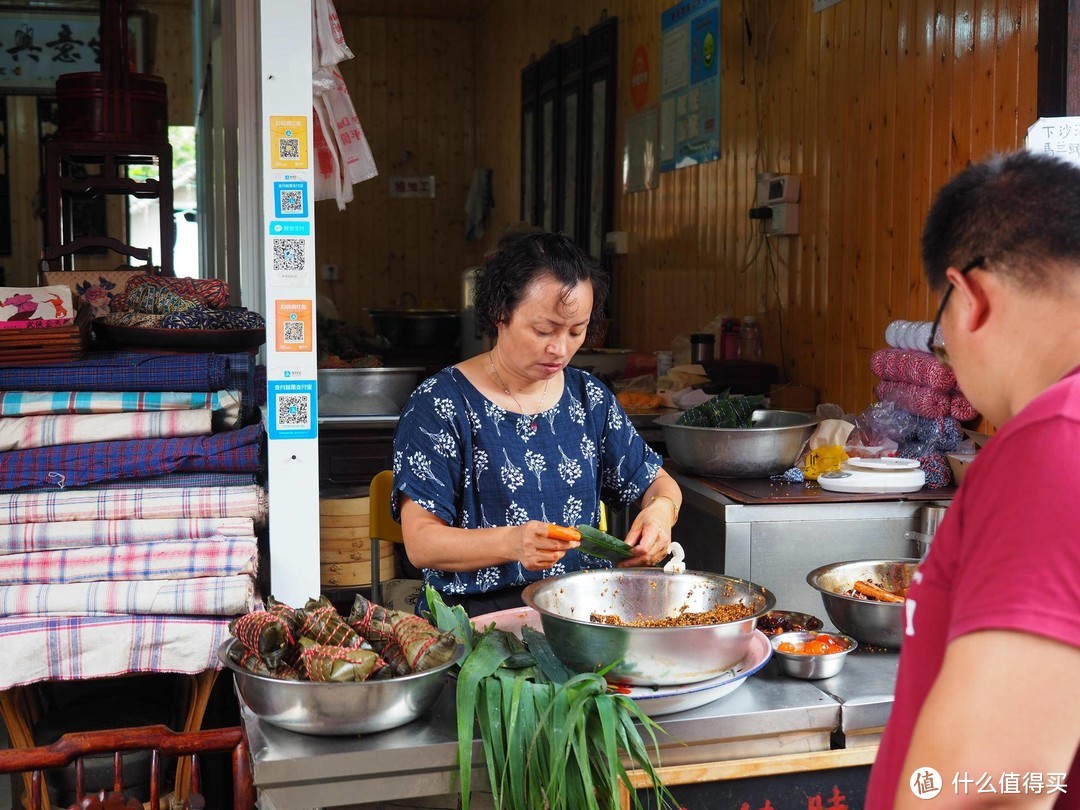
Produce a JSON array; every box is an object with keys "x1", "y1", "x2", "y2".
[{"x1": 660, "y1": 0, "x2": 720, "y2": 172}]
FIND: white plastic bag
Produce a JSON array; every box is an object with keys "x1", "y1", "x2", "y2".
[
  {"x1": 313, "y1": 0, "x2": 353, "y2": 68},
  {"x1": 312, "y1": 99, "x2": 352, "y2": 209},
  {"x1": 321, "y1": 68, "x2": 378, "y2": 186}
]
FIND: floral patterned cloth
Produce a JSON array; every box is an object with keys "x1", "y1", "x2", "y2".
[{"x1": 391, "y1": 366, "x2": 662, "y2": 600}]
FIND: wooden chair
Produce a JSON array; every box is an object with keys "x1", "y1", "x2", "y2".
[
  {"x1": 39, "y1": 237, "x2": 154, "y2": 275},
  {"x1": 0, "y1": 724, "x2": 254, "y2": 810},
  {"x1": 368, "y1": 470, "x2": 406, "y2": 605}
]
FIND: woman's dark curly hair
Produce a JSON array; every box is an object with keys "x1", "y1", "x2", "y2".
[{"x1": 472, "y1": 230, "x2": 609, "y2": 342}]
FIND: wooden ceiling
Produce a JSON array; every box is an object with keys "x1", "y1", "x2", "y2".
[{"x1": 334, "y1": 0, "x2": 493, "y2": 19}]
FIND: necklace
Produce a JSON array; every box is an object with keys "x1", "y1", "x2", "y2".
[{"x1": 489, "y1": 350, "x2": 550, "y2": 431}]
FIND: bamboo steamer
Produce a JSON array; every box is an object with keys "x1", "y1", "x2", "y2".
[
  {"x1": 319, "y1": 544, "x2": 393, "y2": 564},
  {"x1": 319, "y1": 497, "x2": 370, "y2": 517},
  {"x1": 320, "y1": 553, "x2": 397, "y2": 588},
  {"x1": 319, "y1": 514, "x2": 371, "y2": 529},
  {"x1": 319, "y1": 526, "x2": 372, "y2": 542}
]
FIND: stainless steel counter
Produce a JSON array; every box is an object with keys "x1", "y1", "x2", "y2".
[
  {"x1": 671, "y1": 472, "x2": 949, "y2": 616},
  {"x1": 239, "y1": 651, "x2": 900, "y2": 810}
]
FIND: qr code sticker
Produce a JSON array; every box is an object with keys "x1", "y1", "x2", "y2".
[
  {"x1": 277, "y1": 393, "x2": 310, "y2": 429},
  {"x1": 272, "y1": 238, "x2": 306, "y2": 277},
  {"x1": 282, "y1": 321, "x2": 305, "y2": 344},
  {"x1": 278, "y1": 138, "x2": 300, "y2": 160},
  {"x1": 279, "y1": 189, "x2": 304, "y2": 213}
]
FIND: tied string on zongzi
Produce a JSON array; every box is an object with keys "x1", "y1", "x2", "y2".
[
  {"x1": 298, "y1": 596, "x2": 361, "y2": 649},
  {"x1": 298, "y1": 640, "x2": 387, "y2": 682},
  {"x1": 349, "y1": 592, "x2": 458, "y2": 674},
  {"x1": 228, "y1": 642, "x2": 302, "y2": 680},
  {"x1": 229, "y1": 610, "x2": 295, "y2": 671}
]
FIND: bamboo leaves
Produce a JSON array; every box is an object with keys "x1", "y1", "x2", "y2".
[{"x1": 426, "y1": 586, "x2": 677, "y2": 810}]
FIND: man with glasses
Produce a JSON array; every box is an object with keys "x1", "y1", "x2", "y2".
[{"x1": 867, "y1": 151, "x2": 1080, "y2": 808}]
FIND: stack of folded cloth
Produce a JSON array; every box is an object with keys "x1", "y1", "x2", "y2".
[
  {"x1": 99, "y1": 276, "x2": 266, "y2": 331},
  {"x1": 0, "y1": 351, "x2": 267, "y2": 689}
]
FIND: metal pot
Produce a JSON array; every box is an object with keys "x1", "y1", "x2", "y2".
[
  {"x1": 317, "y1": 367, "x2": 423, "y2": 415},
  {"x1": 366, "y1": 309, "x2": 461, "y2": 349},
  {"x1": 656, "y1": 409, "x2": 818, "y2": 478},
  {"x1": 522, "y1": 569, "x2": 775, "y2": 685},
  {"x1": 805, "y1": 559, "x2": 918, "y2": 649}
]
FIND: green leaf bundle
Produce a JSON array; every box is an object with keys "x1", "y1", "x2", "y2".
[{"x1": 425, "y1": 587, "x2": 678, "y2": 810}]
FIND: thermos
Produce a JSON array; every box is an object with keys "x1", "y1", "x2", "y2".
[{"x1": 690, "y1": 333, "x2": 715, "y2": 364}]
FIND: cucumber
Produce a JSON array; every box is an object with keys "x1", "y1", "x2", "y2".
[{"x1": 575, "y1": 524, "x2": 635, "y2": 560}]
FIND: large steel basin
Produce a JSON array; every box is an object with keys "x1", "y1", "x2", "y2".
[{"x1": 522, "y1": 569, "x2": 775, "y2": 686}]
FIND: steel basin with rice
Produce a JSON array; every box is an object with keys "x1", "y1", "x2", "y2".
[
  {"x1": 806, "y1": 559, "x2": 919, "y2": 649},
  {"x1": 657, "y1": 409, "x2": 818, "y2": 478},
  {"x1": 218, "y1": 639, "x2": 464, "y2": 736},
  {"x1": 522, "y1": 569, "x2": 775, "y2": 686}
]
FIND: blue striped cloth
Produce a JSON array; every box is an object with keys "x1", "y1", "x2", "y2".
[
  {"x1": 16, "y1": 472, "x2": 260, "y2": 493},
  {"x1": 0, "y1": 352, "x2": 230, "y2": 393},
  {"x1": 222, "y1": 352, "x2": 257, "y2": 420},
  {"x1": 0, "y1": 424, "x2": 264, "y2": 491}
]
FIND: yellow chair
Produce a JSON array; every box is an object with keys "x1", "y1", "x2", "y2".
[{"x1": 368, "y1": 470, "x2": 405, "y2": 605}]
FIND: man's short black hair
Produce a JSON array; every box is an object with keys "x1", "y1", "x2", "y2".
[
  {"x1": 922, "y1": 151, "x2": 1080, "y2": 290},
  {"x1": 473, "y1": 230, "x2": 609, "y2": 342}
]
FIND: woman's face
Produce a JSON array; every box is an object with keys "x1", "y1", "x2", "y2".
[{"x1": 496, "y1": 273, "x2": 593, "y2": 381}]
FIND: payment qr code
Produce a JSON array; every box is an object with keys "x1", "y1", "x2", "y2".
[
  {"x1": 272, "y1": 238, "x2": 305, "y2": 277},
  {"x1": 277, "y1": 393, "x2": 310, "y2": 429},
  {"x1": 278, "y1": 138, "x2": 300, "y2": 160},
  {"x1": 282, "y1": 321, "x2": 305, "y2": 344},
  {"x1": 279, "y1": 189, "x2": 304, "y2": 213}
]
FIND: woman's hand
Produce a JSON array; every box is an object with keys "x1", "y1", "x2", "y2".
[
  {"x1": 513, "y1": 520, "x2": 581, "y2": 571},
  {"x1": 618, "y1": 502, "x2": 673, "y2": 568}
]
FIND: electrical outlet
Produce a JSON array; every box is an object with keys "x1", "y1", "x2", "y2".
[{"x1": 321, "y1": 264, "x2": 340, "y2": 281}]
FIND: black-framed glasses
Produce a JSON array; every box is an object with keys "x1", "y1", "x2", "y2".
[{"x1": 926, "y1": 256, "x2": 985, "y2": 365}]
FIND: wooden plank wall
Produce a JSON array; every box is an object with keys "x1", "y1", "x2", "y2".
[
  {"x1": 313, "y1": 13, "x2": 482, "y2": 328},
  {"x1": 473, "y1": 0, "x2": 1040, "y2": 412}
]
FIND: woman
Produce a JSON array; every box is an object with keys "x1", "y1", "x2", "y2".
[{"x1": 391, "y1": 231, "x2": 682, "y2": 616}]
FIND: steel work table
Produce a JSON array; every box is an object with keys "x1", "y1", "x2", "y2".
[{"x1": 239, "y1": 650, "x2": 900, "y2": 810}]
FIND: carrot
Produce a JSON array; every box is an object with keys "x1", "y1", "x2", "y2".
[
  {"x1": 545, "y1": 524, "x2": 581, "y2": 543},
  {"x1": 854, "y1": 580, "x2": 905, "y2": 603}
]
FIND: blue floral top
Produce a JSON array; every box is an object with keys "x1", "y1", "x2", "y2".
[{"x1": 391, "y1": 365, "x2": 662, "y2": 599}]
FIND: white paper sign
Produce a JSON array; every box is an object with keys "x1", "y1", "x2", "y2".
[{"x1": 1026, "y1": 117, "x2": 1080, "y2": 165}]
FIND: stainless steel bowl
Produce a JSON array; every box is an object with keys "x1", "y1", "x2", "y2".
[
  {"x1": 806, "y1": 559, "x2": 920, "y2": 649},
  {"x1": 657, "y1": 410, "x2": 818, "y2": 478},
  {"x1": 219, "y1": 639, "x2": 464, "y2": 736},
  {"x1": 757, "y1": 609, "x2": 824, "y2": 637},
  {"x1": 317, "y1": 367, "x2": 423, "y2": 416},
  {"x1": 521, "y1": 569, "x2": 775, "y2": 686},
  {"x1": 771, "y1": 630, "x2": 857, "y2": 679}
]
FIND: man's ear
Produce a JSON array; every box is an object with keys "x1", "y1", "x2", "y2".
[{"x1": 947, "y1": 266, "x2": 991, "y2": 333}]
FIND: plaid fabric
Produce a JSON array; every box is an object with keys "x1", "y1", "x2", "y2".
[
  {"x1": 0, "y1": 517, "x2": 254, "y2": 555},
  {"x1": 0, "y1": 424, "x2": 264, "y2": 490},
  {"x1": 222, "y1": 352, "x2": 257, "y2": 420},
  {"x1": 0, "y1": 575, "x2": 256, "y2": 617},
  {"x1": 0, "y1": 538, "x2": 257, "y2": 584},
  {"x1": 0, "y1": 352, "x2": 230, "y2": 392},
  {"x1": 18, "y1": 472, "x2": 260, "y2": 493},
  {"x1": 0, "y1": 614, "x2": 232, "y2": 689},
  {"x1": 0, "y1": 485, "x2": 267, "y2": 526},
  {"x1": 0, "y1": 390, "x2": 241, "y2": 427},
  {"x1": 0, "y1": 410, "x2": 212, "y2": 452}
]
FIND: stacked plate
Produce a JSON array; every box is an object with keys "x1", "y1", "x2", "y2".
[{"x1": 319, "y1": 495, "x2": 396, "y2": 588}]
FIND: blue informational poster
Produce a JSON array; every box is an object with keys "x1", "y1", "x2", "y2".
[
  {"x1": 267, "y1": 379, "x2": 318, "y2": 440},
  {"x1": 660, "y1": 0, "x2": 721, "y2": 172}
]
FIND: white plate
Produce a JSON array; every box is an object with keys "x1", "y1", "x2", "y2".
[
  {"x1": 846, "y1": 457, "x2": 920, "y2": 471},
  {"x1": 475, "y1": 608, "x2": 772, "y2": 718},
  {"x1": 606, "y1": 630, "x2": 772, "y2": 717}
]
